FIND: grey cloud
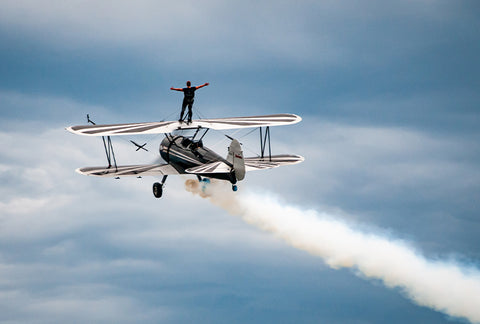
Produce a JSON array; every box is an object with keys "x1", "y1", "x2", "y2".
[
  {"x1": 0, "y1": 91, "x2": 115, "y2": 128},
  {"x1": 1, "y1": 0, "x2": 471, "y2": 68}
]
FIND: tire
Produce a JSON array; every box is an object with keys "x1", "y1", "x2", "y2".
[{"x1": 153, "y1": 182, "x2": 163, "y2": 198}]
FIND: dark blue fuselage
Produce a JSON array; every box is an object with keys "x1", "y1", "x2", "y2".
[{"x1": 160, "y1": 136, "x2": 233, "y2": 181}]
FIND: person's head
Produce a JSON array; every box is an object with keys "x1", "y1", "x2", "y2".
[{"x1": 186, "y1": 81, "x2": 191, "y2": 87}]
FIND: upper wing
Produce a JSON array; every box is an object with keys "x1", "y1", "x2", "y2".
[
  {"x1": 66, "y1": 114, "x2": 301, "y2": 136},
  {"x1": 244, "y1": 154, "x2": 304, "y2": 171},
  {"x1": 76, "y1": 164, "x2": 181, "y2": 177},
  {"x1": 66, "y1": 121, "x2": 179, "y2": 137},
  {"x1": 197, "y1": 114, "x2": 301, "y2": 130}
]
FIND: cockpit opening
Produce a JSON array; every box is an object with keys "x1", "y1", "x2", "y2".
[{"x1": 181, "y1": 137, "x2": 203, "y2": 150}]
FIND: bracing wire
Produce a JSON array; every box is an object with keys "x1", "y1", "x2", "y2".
[
  {"x1": 194, "y1": 105, "x2": 265, "y2": 158},
  {"x1": 90, "y1": 103, "x2": 266, "y2": 162},
  {"x1": 118, "y1": 104, "x2": 182, "y2": 157}
]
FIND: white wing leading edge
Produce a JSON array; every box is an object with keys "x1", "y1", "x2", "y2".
[
  {"x1": 76, "y1": 164, "x2": 180, "y2": 177},
  {"x1": 66, "y1": 114, "x2": 301, "y2": 137}
]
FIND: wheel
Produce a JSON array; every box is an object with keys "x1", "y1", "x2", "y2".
[
  {"x1": 153, "y1": 182, "x2": 163, "y2": 198},
  {"x1": 201, "y1": 178, "x2": 210, "y2": 192},
  {"x1": 232, "y1": 185, "x2": 238, "y2": 192}
]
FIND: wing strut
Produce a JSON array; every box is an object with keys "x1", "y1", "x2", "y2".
[
  {"x1": 88, "y1": 114, "x2": 118, "y2": 172},
  {"x1": 259, "y1": 126, "x2": 272, "y2": 161}
]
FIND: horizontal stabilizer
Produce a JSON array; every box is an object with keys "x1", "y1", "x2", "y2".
[
  {"x1": 76, "y1": 164, "x2": 180, "y2": 177},
  {"x1": 185, "y1": 161, "x2": 231, "y2": 174},
  {"x1": 66, "y1": 114, "x2": 301, "y2": 136}
]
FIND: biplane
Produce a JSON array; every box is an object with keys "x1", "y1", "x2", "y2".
[{"x1": 66, "y1": 114, "x2": 304, "y2": 198}]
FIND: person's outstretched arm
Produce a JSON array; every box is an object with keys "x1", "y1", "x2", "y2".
[
  {"x1": 170, "y1": 87, "x2": 184, "y2": 91},
  {"x1": 195, "y1": 82, "x2": 209, "y2": 89}
]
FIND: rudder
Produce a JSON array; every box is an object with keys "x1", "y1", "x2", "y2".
[{"x1": 227, "y1": 139, "x2": 245, "y2": 181}]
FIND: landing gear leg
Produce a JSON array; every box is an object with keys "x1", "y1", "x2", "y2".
[
  {"x1": 153, "y1": 175, "x2": 168, "y2": 198},
  {"x1": 229, "y1": 171, "x2": 238, "y2": 192},
  {"x1": 197, "y1": 175, "x2": 211, "y2": 184}
]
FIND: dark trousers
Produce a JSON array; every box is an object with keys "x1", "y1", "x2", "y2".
[{"x1": 180, "y1": 99, "x2": 194, "y2": 121}]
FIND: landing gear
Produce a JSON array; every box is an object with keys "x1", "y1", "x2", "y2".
[
  {"x1": 228, "y1": 170, "x2": 238, "y2": 192},
  {"x1": 153, "y1": 182, "x2": 163, "y2": 198},
  {"x1": 200, "y1": 177, "x2": 211, "y2": 192},
  {"x1": 152, "y1": 175, "x2": 168, "y2": 198}
]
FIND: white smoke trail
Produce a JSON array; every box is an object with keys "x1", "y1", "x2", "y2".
[{"x1": 185, "y1": 179, "x2": 480, "y2": 323}]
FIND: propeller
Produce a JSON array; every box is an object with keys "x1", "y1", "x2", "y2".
[{"x1": 130, "y1": 140, "x2": 148, "y2": 152}]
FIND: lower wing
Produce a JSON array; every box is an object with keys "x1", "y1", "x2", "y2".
[
  {"x1": 184, "y1": 154, "x2": 304, "y2": 174},
  {"x1": 244, "y1": 154, "x2": 304, "y2": 171},
  {"x1": 76, "y1": 155, "x2": 304, "y2": 178},
  {"x1": 76, "y1": 164, "x2": 180, "y2": 177}
]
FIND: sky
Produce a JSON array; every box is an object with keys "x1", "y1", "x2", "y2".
[{"x1": 1, "y1": 0, "x2": 480, "y2": 323}]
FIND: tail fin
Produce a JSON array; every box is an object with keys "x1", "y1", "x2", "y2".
[{"x1": 227, "y1": 139, "x2": 245, "y2": 181}]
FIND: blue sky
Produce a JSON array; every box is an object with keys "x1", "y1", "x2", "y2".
[{"x1": 1, "y1": 1, "x2": 480, "y2": 323}]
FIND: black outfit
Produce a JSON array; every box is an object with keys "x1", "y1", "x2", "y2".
[{"x1": 180, "y1": 87, "x2": 197, "y2": 123}]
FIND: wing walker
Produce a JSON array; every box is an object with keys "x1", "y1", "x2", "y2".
[{"x1": 67, "y1": 113, "x2": 304, "y2": 198}]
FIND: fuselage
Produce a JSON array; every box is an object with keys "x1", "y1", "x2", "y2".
[{"x1": 159, "y1": 135, "x2": 234, "y2": 182}]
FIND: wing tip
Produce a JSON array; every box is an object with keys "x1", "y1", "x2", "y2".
[
  {"x1": 295, "y1": 154, "x2": 305, "y2": 163},
  {"x1": 75, "y1": 167, "x2": 88, "y2": 175},
  {"x1": 65, "y1": 126, "x2": 75, "y2": 134},
  {"x1": 290, "y1": 113, "x2": 302, "y2": 124},
  {"x1": 66, "y1": 126, "x2": 92, "y2": 136}
]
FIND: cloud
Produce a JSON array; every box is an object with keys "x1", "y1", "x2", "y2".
[
  {"x1": 1, "y1": 0, "x2": 468, "y2": 68},
  {"x1": 243, "y1": 118, "x2": 480, "y2": 206},
  {"x1": 0, "y1": 91, "x2": 113, "y2": 126},
  {"x1": 0, "y1": 0, "x2": 330, "y2": 65},
  {"x1": 0, "y1": 285, "x2": 169, "y2": 323}
]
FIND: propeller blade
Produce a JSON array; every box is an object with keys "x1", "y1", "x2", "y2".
[{"x1": 130, "y1": 140, "x2": 149, "y2": 152}]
